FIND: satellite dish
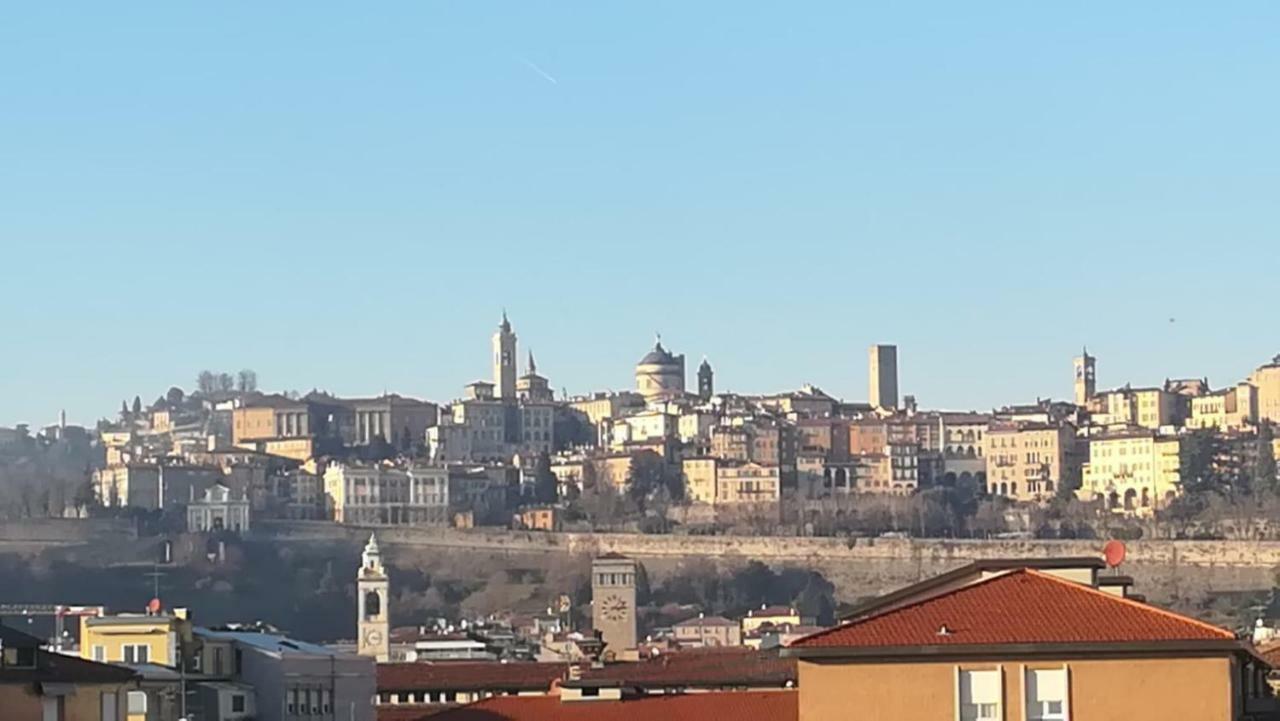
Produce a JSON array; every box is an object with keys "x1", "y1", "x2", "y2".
[{"x1": 1103, "y1": 540, "x2": 1126, "y2": 569}]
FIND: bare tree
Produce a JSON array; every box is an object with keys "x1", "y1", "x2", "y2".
[
  {"x1": 216, "y1": 373, "x2": 235, "y2": 393},
  {"x1": 237, "y1": 369, "x2": 258, "y2": 393},
  {"x1": 197, "y1": 370, "x2": 217, "y2": 396}
]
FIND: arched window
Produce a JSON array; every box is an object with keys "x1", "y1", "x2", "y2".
[
  {"x1": 1141, "y1": 488, "x2": 1151, "y2": 507},
  {"x1": 1045, "y1": 480, "x2": 1054, "y2": 493},
  {"x1": 1123, "y1": 489, "x2": 1137, "y2": 510},
  {"x1": 999, "y1": 483, "x2": 1008, "y2": 496},
  {"x1": 1011, "y1": 483, "x2": 1018, "y2": 496},
  {"x1": 364, "y1": 590, "x2": 381, "y2": 619},
  {"x1": 1108, "y1": 492, "x2": 1120, "y2": 509}
]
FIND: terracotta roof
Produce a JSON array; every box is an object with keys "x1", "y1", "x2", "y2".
[
  {"x1": 839, "y1": 557, "x2": 1106, "y2": 621},
  {"x1": 674, "y1": 615, "x2": 736, "y2": 628},
  {"x1": 1257, "y1": 640, "x2": 1280, "y2": 668},
  {"x1": 574, "y1": 648, "x2": 795, "y2": 689},
  {"x1": 794, "y1": 569, "x2": 1234, "y2": 651},
  {"x1": 420, "y1": 690, "x2": 797, "y2": 721},
  {"x1": 378, "y1": 662, "x2": 566, "y2": 693}
]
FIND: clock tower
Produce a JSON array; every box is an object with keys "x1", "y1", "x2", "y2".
[
  {"x1": 591, "y1": 554, "x2": 638, "y2": 659},
  {"x1": 357, "y1": 533, "x2": 390, "y2": 662},
  {"x1": 493, "y1": 311, "x2": 518, "y2": 400}
]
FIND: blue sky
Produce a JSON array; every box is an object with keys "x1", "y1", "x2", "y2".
[{"x1": 3, "y1": 3, "x2": 1278, "y2": 427}]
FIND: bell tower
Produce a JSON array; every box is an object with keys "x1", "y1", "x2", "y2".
[
  {"x1": 493, "y1": 311, "x2": 518, "y2": 400},
  {"x1": 357, "y1": 533, "x2": 390, "y2": 662},
  {"x1": 697, "y1": 358, "x2": 714, "y2": 401},
  {"x1": 1074, "y1": 347, "x2": 1097, "y2": 407}
]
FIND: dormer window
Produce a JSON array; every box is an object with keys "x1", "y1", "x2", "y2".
[{"x1": 3, "y1": 645, "x2": 37, "y2": 669}]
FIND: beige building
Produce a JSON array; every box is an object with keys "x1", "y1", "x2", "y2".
[
  {"x1": 635, "y1": 340, "x2": 686, "y2": 401},
  {"x1": 787, "y1": 560, "x2": 1274, "y2": 721},
  {"x1": 869, "y1": 344, "x2": 899, "y2": 411},
  {"x1": 567, "y1": 392, "x2": 645, "y2": 427},
  {"x1": 681, "y1": 457, "x2": 718, "y2": 504},
  {"x1": 710, "y1": 423, "x2": 782, "y2": 465},
  {"x1": 1078, "y1": 431, "x2": 1182, "y2": 513},
  {"x1": 1249, "y1": 358, "x2": 1280, "y2": 425},
  {"x1": 984, "y1": 422, "x2": 1077, "y2": 501},
  {"x1": 741, "y1": 605, "x2": 803, "y2": 636},
  {"x1": 673, "y1": 615, "x2": 742, "y2": 648},
  {"x1": 716, "y1": 462, "x2": 781, "y2": 504},
  {"x1": 323, "y1": 462, "x2": 449, "y2": 525},
  {"x1": 941, "y1": 412, "x2": 990, "y2": 484},
  {"x1": 1091, "y1": 386, "x2": 1183, "y2": 430},
  {"x1": 232, "y1": 394, "x2": 316, "y2": 444},
  {"x1": 1188, "y1": 383, "x2": 1258, "y2": 432}
]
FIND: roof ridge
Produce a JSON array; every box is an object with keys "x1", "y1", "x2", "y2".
[
  {"x1": 1020, "y1": 569, "x2": 1235, "y2": 639},
  {"x1": 793, "y1": 568, "x2": 1025, "y2": 646}
]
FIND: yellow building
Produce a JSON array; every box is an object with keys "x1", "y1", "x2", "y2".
[
  {"x1": 984, "y1": 422, "x2": 1077, "y2": 501},
  {"x1": 80, "y1": 611, "x2": 192, "y2": 667},
  {"x1": 716, "y1": 462, "x2": 781, "y2": 504},
  {"x1": 1250, "y1": 359, "x2": 1280, "y2": 425},
  {"x1": 741, "y1": 605, "x2": 802, "y2": 636},
  {"x1": 1091, "y1": 386, "x2": 1183, "y2": 429},
  {"x1": 1078, "y1": 432, "x2": 1182, "y2": 513},
  {"x1": 1188, "y1": 383, "x2": 1258, "y2": 432},
  {"x1": 681, "y1": 457, "x2": 718, "y2": 504}
]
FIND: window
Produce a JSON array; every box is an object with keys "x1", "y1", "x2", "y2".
[
  {"x1": 1025, "y1": 667, "x2": 1068, "y2": 721},
  {"x1": 92, "y1": 645, "x2": 106, "y2": 662},
  {"x1": 127, "y1": 691, "x2": 148, "y2": 715},
  {"x1": 101, "y1": 692, "x2": 119, "y2": 721},
  {"x1": 231, "y1": 693, "x2": 246, "y2": 713},
  {"x1": 959, "y1": 668, "x2": 1001, "y2": 721},
  {"x1": 122, "y1": 644, "x2": 149, "y2": 664}
]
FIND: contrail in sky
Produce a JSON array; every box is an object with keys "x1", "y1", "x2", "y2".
[{"x1": 516, "y1": 56, "x2": 559, "y2": 85}]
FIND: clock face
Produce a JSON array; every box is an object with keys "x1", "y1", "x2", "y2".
[
  {"x1": 600, "y1": 594, "x2": 629, "y2": 621},
  {"x1": 364, "y1": 629, "x2": 383, "y2": 646}
]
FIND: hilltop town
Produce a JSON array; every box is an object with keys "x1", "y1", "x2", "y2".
[{"x1": 4, "y1": 316, "x2": 1280, "y2": 721}]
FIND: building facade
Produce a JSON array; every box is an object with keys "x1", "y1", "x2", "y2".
[
  {"x1": 984, "y1": 422, "x2": 1078, "y2": 501},
  {"x1": 323, "y1": 463, "x2": 449, "y2": 526},
  {"x1": 1078, "y1": 432, "x2": 1182, "y2": 513}
]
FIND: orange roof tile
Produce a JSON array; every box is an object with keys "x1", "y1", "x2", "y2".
[
  {"x1": 792, "y1": 569, "x2": 1234, "y2": 650},
  {"x1": 417, "y1": 690, "x2": 797, "y2": 721}
]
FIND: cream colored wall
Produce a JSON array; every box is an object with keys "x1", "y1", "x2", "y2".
[
  {"x1": 232, "y1": 407, "x2": 276, "y2": 443},
  {"x1": 984, "y1": 427, "x2": 1069, "y2": 501},
  {"x1": 682, "y1": 458, "x2": 717, "y2": 504},
  {"x1": 798, "y1": 655, "x2": 1234, "y2": 721},
  {"x1": 1080, "y1": 435, "x2": 1181, "y2": 512},
  {"x1": 1249, "y1": 366, "x2": 1280, "y2": 425}
]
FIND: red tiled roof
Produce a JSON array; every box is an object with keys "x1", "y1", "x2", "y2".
[
  {"x1": 377, "y1": 649, "x2": 796, "y2": 696},
  {"x1": 377, "y1": 707, "x2": 448, "y2": 721},
  {"x1": 421, "y1": 690, "x2": 797, "y2": 721},
  {"x1": 578, "y1": 647, "x2": 795, "y2": 688},
  {"x1": 378, "y1": 662, "x2": 566, "y2": 693},
  {"x1": 792, "y1": 569, "x2": 1234, "y2": 650},
  {"x1": 1257, "y1": 640, "x2": 1280, "y2": 668}
]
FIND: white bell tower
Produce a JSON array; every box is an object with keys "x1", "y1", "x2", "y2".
[{"x1": 357, "y1": 533, "x2": 390, "y2": 662}]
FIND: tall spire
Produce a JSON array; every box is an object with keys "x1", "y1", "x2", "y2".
[
  {"x1": 527, "y1": 350, "x2": 537, "y2": 375},
  {"x1": 500, "y1": 309, "x2": 511, "y2": 333}
]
